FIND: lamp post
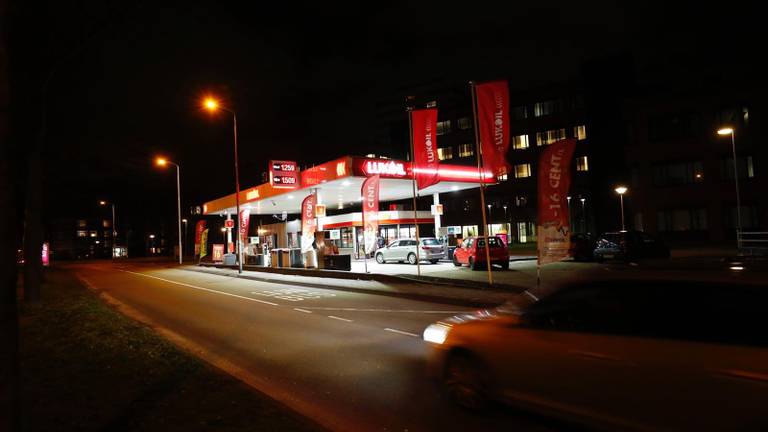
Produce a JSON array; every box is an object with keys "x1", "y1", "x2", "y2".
[
  {"x1": 99, "y1": 200, "x2": 117, "y2": 257},
  {"x1": 614, "y1": 186, "x2": 628, "y2": 231},
  {"x1": 182, "y1": 219, "x2": 188, "y2": 257},
  {"x1": 580, "y1": 197, "x2": 586, "y2": 233},
  {"x1": 487, "y1": 203, "x2": 493, "y2": 235},
  {"x1": 718, "y1": 127, "x2": 742, "y2": 247},
  {"x1": 204, "y1": 97, "x2": 243, "y2": 274},
  {"x1": 566, "y1": 196, "x2": 572, "y2": 232},
  {"x1": 221, "y1": 227, "x2": 227, "y2": 243},
  {"x1": 156, "y1": 157, "x2": 183, "y2": 264}
]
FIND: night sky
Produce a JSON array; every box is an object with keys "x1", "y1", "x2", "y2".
[{"x1": 28, "y1": 1, "x2": 763, "y2": 234}]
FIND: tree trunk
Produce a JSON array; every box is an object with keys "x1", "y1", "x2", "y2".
[{"x1": 22, "y1": 149, "x2": 42, "y2": 303}]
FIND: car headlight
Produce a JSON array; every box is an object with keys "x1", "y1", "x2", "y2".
[{"x1": 423, "y1": 323, "x2": 451, "y2": 344}]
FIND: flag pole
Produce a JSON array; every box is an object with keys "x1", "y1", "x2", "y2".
[
  {"x1": 361, "y1": 196, "x2": 369, "y2": 274},
  {"x1": 470, "y1": 81, "x2": 494, "y2": 286},
  {"x1": 407, "y1": 108, "x2": 422, "y2": 277}
]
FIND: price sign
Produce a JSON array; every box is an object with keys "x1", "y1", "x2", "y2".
[{"x1": 269, "y1": 160, "x2": 299, "y2": 189}]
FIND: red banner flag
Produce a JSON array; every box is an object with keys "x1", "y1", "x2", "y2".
[
  {"x1": 411, "y1": 108, "x2": 439, "y2": 190},
  {"x1": 361, "y1": 175, "x2": 380, "y2": 254},
  {"x1": 301, "y1": 194, "x2": 317, "y2": 253},
  {"x1": 537, "y1": 138, "x2": 577, "y2": 265},
  {"x1": 194, "y1": 220, "x2": 207, "y2": 255},
  {"x1": 475, "y1": 80, "x2": 511, "y2": 178},
  {"x1": 239, "y1": 209, "x2": 251, "y2": 244}
]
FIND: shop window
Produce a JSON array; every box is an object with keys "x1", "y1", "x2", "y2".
[
  {"x1": 497, "y1": 173, "x2": 508, "y2": 181},
  {"x1": 516, "y1": 222, "x2": 529, "y2": 243},
  {"x1": 576, "y1": 156, "x2": 589, "y2": 172},
  {"x1": 514, "y1": 164, "x2": 532, "y2": 178},
  {"x1": 462, "y1": 225, "x2": 478, "y2": 238},
  {"x1": 437, "y1": 146, "x2": 453, "y2": 160},
  {"x1": 457, "y1": 117, "x2": 472, "y2": 130},
  {"x1": 512, "y1": 134, "x2": 529, "y2": 150}
]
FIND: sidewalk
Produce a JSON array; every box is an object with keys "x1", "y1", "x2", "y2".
[{"x1": 187, "y1": 264, "x2": 523, "y2": 308}]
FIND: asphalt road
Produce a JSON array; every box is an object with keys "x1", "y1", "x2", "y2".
[{"x1": 71, "y1": 261, "x2": 563, "y2": 432}]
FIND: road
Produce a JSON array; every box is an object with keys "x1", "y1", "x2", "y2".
[{"x1": 71, "y1": 261, "x2": 562, "y2": 432}]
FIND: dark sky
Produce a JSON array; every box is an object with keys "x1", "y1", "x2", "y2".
[{"x1": 34, "y1": 1, "x2": 763, "y2": 231}]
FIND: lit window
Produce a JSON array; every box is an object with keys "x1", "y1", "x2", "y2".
[
  {"x1": 90, "y1": 231, "x2": 97, "y2": 238},
  {"x1": 576, "y1": 156, "x2": 589, "y2": 172},
  {"x1": 103, "y1": 220, "x2": 111, "y2": 228},
  {"x1": 514, "y1": 164, "x2": 531, "y2": 178},
  {"x1": 497, "y1": 173, "x2": 508, "y2": 181},
  {"x1": 534, "y1": 100, "x2": 559, "y2": 117},
  {"x1": 457, "y1": 117, "x2": 471, "y2": 130},
  {"x1": 536, "y1": 128, "x2": 567, "y2": 146},
  {"x1": 512, "y1": 105, "x2": 528, "y2": 120},
  {"x1": 512, "y1": 134, "x2": 529, "y2": 149},
  {"x1": 77, "y1": 219, "x2": 87, "y2": 228},
  {"x1": 515, "y1": 195, "x2": 528, "y2": 207},
  {"x1": 437, "y1": 147, "x2": 454, "y2": 161},
  {"x1": 574, "y1": 125, "x2": 587, "y2": 140},
  {"x1": 457, "y1": 144, "x2": 474, "y2": 158},
  {"x1": 436, "y1": 120, "x2": 451, "y2": 136},
  {"x1": 77, "y1": 230, "x2": 87, "y2": 237},
  {"x1": 426, "y1": 100, "x2": 437, "y2": 108}
]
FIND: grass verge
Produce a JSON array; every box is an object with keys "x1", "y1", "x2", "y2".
[{"x1": 19, "y1": 267, "x2": 323, "y2": 432}]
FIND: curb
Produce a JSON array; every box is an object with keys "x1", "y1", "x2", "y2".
[{"x1": 184, "y1": 265, "x2": 516, "y2": 308}]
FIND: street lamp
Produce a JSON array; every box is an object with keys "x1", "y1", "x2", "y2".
[
  {"x1": 221, "y1": 227, "x2": 227, "y2": 243},
  {"x1": 99, "y1": 200, "x2": 117, "y2": 257},
  {"x1": 155, "y1": 157, "x2": 183, "y2": 265},
  {"x1": 580, "y1": 197, "x2": 586, "y2": 233},
  {"x1": 486, "y1": 203, "x2": 493, "y2": 236},
  {"x1": 203, "y1": 96, "x2": 243, "y2": 273},
  {"x1": 566, "y1": 196, "x2": 572, "y2": 232},
  {"x1": 718, "y1": 127, "x2": 742, "y2": 247},
  {"x1": 182, "y1": 219, "x2": 188, "y2": 257},
  {"x1": 614, "y1": 186, "x2": 628, "y2": 231}
]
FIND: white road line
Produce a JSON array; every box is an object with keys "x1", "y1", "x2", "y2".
[
  {"x1": 384, "y1": 328, "x2": 419, "y2": 338},
  {"x1": 293, "y1": 308, "x2": 312, "y2": 314},
  {"x1": 302, "y1": 307, "x2": 468, "y2": 314},
  {"x1": 119, "y1": 269, "x2": 279, "y2": 306},
  {"x1": 327, "y1": 315, "x2": 353, "y2": 322}
]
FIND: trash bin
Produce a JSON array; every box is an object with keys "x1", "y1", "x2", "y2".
[
  {"x1": 288, "y1": 248, "x2": 303, "y2": 268},
  {"x1": 303, "y1": 250, "x2": 317, "y2": 268},
  {"x1": 222, "y1": 253, "x2": 237, "y2": 266}
]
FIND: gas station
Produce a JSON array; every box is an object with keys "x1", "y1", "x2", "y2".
[{"x1": 201, "y1": 155, "x2": 493, "y2": 269}]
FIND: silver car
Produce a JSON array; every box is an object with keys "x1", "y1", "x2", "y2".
[{"x1": 375, "y1": 238, "x2": 445, "y2": 264}]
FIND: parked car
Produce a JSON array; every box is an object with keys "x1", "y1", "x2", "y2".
[
  {"x1": 593, "y1": 230, "x2": 669, "y2": 262},
  {"x1": 452, "y1": 236, "x2": 509, "y2": 270},
  {"x1": 375, "y1": 237, "x2": 445, "y2": 264},
  {"x1": 423, "y1": 279, "x2": 768, "y2": 431},
  {"x1": 569, "y1": 233, "x2": 595, "y2": 262}
]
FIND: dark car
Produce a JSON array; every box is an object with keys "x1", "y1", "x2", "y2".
[
  {"x1": 423, "y1": 279, "x2": 768, "y2": 431},
  {"x1": 593, "y1": 230, "x2": 669, "y2": 262},
  {"x1": 569, "y1": 233, "x2": 594, "y2": 262}
]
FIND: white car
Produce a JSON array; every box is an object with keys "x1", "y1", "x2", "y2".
[{"x1": 375, "y1": 238, "x2": 445, "y2": 264}]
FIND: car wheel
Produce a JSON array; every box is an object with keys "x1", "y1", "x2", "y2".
[
  {"x1": 469, "y1": 257, "x2": 477, "y2": 271},
  {"x1": 430, "y1": 259, "x2": 439, "y2": 264},
  {"x1": 375, "y1": 253, "x2": 385, "y2": 264},
  {"x1": 407, "y1": 253, "x2": 417, "y2": 265},
  {"x1": 443, "y1": 352, "x2": 489, "y2": 411},
  {"x1": 452, "y1": 255, "x2": 462, "y2": 267}
]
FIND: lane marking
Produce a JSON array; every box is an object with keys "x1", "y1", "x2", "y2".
[
  {"x1": 119, "y1": 269, "x2": 279, "y2": 306},
  {"x1": 293, "y1": 308, "x2": 312, "y2": 314},
  {"x1": 384, "y1": 328, "x2": 419, "y2": 338},
  {"x1": 302, "y1": 307, "x2": 469, "y2": 314},
  {"x1": 327, "y1": 315, "x2": 353, "y2": 322}
]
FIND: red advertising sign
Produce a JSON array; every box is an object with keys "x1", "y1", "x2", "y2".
[
  {"x1": 475, "y1": 80, "x2": 511, "y2": 178},
  {"x1": 537, "y1": 139, "x2": 577, "y2": 265},
  {"x1": 412, "y1": 108, "x2": 440, "y2": 190},
  {"x1": 356, "y1": 158, "x2": 408, "y2": 178},
  {"x1": 194, "y1": 220, "x2": 207, "y2": 255},
  {"x1": 212, "y1": 244, "x2": 225, "y2": 262},
  {"x1": 361, "y1": 175, "x2": 380, "y2": 254},
  {"x1": 239, "y1": 209, "x2": 250, "y2": 243},
  {"x1": 225, "y1": 219, "x2": 234, "y2": 228},
  {"x1": 269, "y1": 160, "x2": 299, "y2": 189},
  {"x1": 42, "y1": 242, "x2": 50, "y2": 267},
  {"x1": 301, "y1": 194, "x2": 317, "y2": 253}
]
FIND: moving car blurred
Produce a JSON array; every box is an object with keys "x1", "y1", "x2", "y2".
[
  {"x1": 593, "y1": 230, "x2": 669, "y2": 262},
  {"x1": 452, "y1": 236, "x2": 509, "y2": 270},
  {"x1": 375, "y1": 237, "x2": 445, "y2": 264},
  {"x1": 424, "y1": 279, "x2": 768, "y2": 431},
  {"x1": 569, "y1": 233, "x2": 594, "y2": 262}
]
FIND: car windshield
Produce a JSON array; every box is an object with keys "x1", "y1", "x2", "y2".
[{"x1": 421, "y1": 238, "x2": 440, "y2": 246}]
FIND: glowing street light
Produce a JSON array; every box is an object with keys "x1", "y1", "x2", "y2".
[
  {"x1": 201, "y1": 95, "x2": 243, "y2": 273},
  {"x1": 614, "y1": 186, "x2": 628, "y2": 231},
  {"x1": 717, "y1": 126, "x2": 742, "y2": 247},
  {"x1": 155, "y1": 157, "x2": 183, "y2": 265},
  {"x1": 99, "y1": 200, "x2": 117, "y2": 257}
]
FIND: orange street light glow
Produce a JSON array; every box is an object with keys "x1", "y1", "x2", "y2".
[
  {"x1": 156, "y1": 157, "x2": 168, "y2": 166},
  {"x1": 204, "y1": 98, "x2": 219, "y2": 111},
  {"x1": 717, "y1": 127, "x2": 734, "y2": 135}
]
